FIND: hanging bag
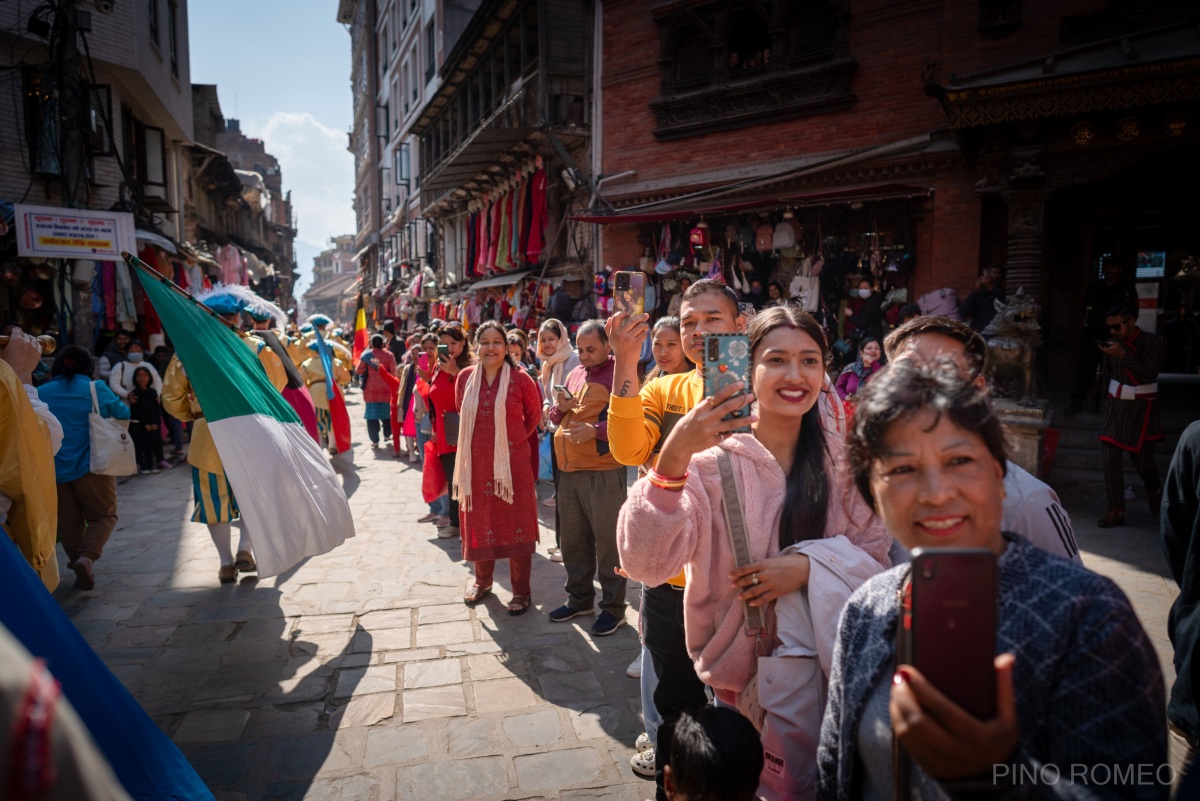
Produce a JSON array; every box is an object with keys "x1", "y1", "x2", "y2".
[{"x1": 88, "y1": 381, "x2": 136, "y2": 476}]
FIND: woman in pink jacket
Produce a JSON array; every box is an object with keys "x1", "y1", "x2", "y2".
[{"x1": 617, "y1": 305, "x2": 891, "y2": 800}]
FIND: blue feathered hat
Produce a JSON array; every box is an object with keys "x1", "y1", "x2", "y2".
[{"x1": 308, "y1": 313, "x2": 332, "y2": 327}]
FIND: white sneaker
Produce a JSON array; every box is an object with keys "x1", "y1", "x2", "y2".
[
  {"x1": 626, "y1": 657, "x2": 642, "y2": 679},
  {"x1": 435, "y1": 516, "x2": 452, "y2": 528},
  {"x1": 438, "y1": 526, "x2": 460, "y2": 539},
  {"x1": 409, "y1": 451, "x2": 420, "y2": 463},
  {"x1": 630, "y1": 748, "x2": 655, "y2": 777},
  {"x1": 635, "y1": 732, "x2": 652, "y2": 751},
  {"x1": 550, "y1": 552, "x2": 563, "y2": 563}
]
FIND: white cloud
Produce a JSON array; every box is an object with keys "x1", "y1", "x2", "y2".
[{"x1": 244, "y1": 112, "x2": 355, "y2": 295}]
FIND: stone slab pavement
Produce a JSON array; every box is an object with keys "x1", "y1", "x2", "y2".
[{"x1": 49, "y1": 397, "x2": 1189, "y2": 799}]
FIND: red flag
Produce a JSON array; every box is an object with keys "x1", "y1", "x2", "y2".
[
  {"x1": 330, "y1": 381, "x2": 353, "y2": 455},
  {"x1": 351, "y1": 294, "x2": 368, "y2": 364}
]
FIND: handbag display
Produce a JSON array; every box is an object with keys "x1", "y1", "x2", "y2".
[{"x1": 88, "y1": 381, "x2": 136, "y2": 476}]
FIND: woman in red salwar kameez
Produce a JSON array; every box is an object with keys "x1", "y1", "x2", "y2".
[{"x1": 454, "y1": 321, "x2": 543, "y2": 615}]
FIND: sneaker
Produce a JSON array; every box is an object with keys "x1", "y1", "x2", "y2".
[
  {"x1": 546, "y1": 546, "x2": 560, "y2": 554},
  {"x1": 550, "y1": 552, "x2": 564, "y2": 563},
  {"x1": 626, "y1": 657, "x2": 642, "y2": 679},
  {"x1": 435, "y1": 516, "x2": 452, "y2": 528},
  {"x1": 158, "y1": 460, "x2": 173, "y2": 470},
  {"x1": 409, "y1": 451, "x2": 420, "y2": 463},
  {"x1": 630, "y1": 748, "x2": 655, "y2": 777},
  {"x1": 591, "y1": 611, "x2": 624, "y2": 636},
  {"x1": 138, "y1": 469, "x2": 150, "y2": 475},
  {"x1": 437, "y1": 526, "x2": 460, "y2": 539},
  {"x1": 150, "y1": 467, "x2": 161, "y2": 474},
  {"x1": 635, "y1": 732, "x2": 652, "y2": 751},
  {"x1": 548, "y1": 604, "x2": 594, "y2": 623},
  {"x1": 417, "y1": 512, "x2": 441, "y2": 523},
  {"x1": 542, "y1": 496, "x2": 556, "y2": 508}
]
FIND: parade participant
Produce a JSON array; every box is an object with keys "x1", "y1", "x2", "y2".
[
  {"x1": 548, "y1": 320, "x2": 627, "y2": 636},
  {"x1": 163, "y1": 288, "x2": 288, "y2": 583},
  {"x1": 607, "y1": 278, "x2": 744, "y2": 801},
  {"x1": 422, "y1": 323, "x2": 473, "y2": 535},
  {"x1": 245, "y1": 298, "x2": 320, "y2": 444},
  {"x1": 39, "y1": 347, "x2": 131, "y2": 591},
  {"x1": 819, "y1": 359, "x2": 1165, "y2": 800},
  {"x1": 287, "y1": 323, "x2": 313, "y2": 367},
  {"x1": 356, "y1": 333, "x2": 398, "y2": 447},
  {"x1": 1098, "y1": 302, "x2": 1165, "y2": 528},
  {"x1": 0, "y1": 327, "x2": 61, "y2": 590},
  {"x1": 107, "y1": 341, "x2": 162, "y2": 402},
  {"x1": 455, "y1": 321, "x2": 543, "y2": 614},
  {"x1": 299, "y1": 341, "x2": 352, "y2": 453},
  {"x1": 883, "y1": 315, "x2": 1079, "y2": 562},
  {"x1": 618, "y1": 306, "x2": 890, "y2": 798}
]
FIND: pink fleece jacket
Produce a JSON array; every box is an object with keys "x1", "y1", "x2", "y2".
[{"x1": 616, "y1": 432, "x2": 891, "y2": 697}]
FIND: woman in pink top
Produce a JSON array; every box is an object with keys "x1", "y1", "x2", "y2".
[{"x1": 617, "y1": 306, "x2": 890, "y2": 797}]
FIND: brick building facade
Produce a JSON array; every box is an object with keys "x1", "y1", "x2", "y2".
[{"x1": 588, "y1": 0, "x2": 1200, "y2": 390}]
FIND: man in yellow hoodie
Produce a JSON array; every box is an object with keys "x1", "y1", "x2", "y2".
[{"x1": 606, "y1": 279, "x2": 747, "y2": 801}]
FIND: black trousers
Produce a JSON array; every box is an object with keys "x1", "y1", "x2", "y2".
[
  {"x1": 643, "y1": 583, "x2": 708, "y2": 801},
  {"x1": 1103, "y1": 441, "x2": 1161, "y2": 512},
  {"x1": 439, "y1": 453, "x2": 460, "y2": 524},
  {"x1": 129, "y1": 424, "x2": 163, "y2": 471},
  {"x1": 366, "y1": 418, "x2": 392, "y2": 444}
]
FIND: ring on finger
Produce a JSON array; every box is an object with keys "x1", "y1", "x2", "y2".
[{"x1": 750, "y1": 574, "x2": 760, "y2": 586}]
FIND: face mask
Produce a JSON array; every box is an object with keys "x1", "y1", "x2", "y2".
[
  {"x1": 127, "y1": 352, "x2": 144, "y2": 363},
  {"x1": 857, "y1": 288, "x2": 872, "y2": 299}
]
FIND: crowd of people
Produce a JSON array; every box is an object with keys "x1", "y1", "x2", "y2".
[
  {"x1": 1, "y1": 256, "x2": 1196, "y2": 799},
  {"x1": 331, "y1": 273, "x2": 1189, "y2": 801}
]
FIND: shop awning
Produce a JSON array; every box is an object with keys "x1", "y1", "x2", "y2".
[
  {"x1": 136, "y1": 229, "x2": 178, "y2": 254},
  {"x1": 571, "y1": 183, "x2": 932, "y2": 225},
  {"x1": 468, "y1": 269, "x2": 537, "y2": 290}
]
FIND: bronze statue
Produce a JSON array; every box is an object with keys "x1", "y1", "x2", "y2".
[{"x1": 983, "y1": 287, "x2": 1042, "y2": 406}]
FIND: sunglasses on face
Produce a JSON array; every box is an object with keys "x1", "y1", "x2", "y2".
[{"x1": 1109, "y1": 319, "x2": 1133, "y2": 331}]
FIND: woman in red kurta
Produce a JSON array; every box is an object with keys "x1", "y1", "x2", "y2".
[
  {"x1": 423, "y1": 324, "x2": 473, "y2": 535},
  {"x1": 455, "y1": 322, "x2": 543, "y2": 615}
]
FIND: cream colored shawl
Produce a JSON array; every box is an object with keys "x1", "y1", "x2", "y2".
[{"x1": 453, "y1": 362, "x2": 514, "y2": 511}]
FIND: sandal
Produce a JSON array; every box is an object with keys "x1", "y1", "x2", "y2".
[
  {"x1": 507, "y1": 595, "x2": 532, "y2": 616},
  {"x1": 464, "y1": 584, "x2": 493, "y2": 605}
]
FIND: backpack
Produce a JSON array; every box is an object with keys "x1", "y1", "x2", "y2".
[
  {"x1": 772, "y1": 220, "x2": 797, "y2": 250},
  {"x1": 756, "y1": 224, "x2": 774, "y2": 252}
]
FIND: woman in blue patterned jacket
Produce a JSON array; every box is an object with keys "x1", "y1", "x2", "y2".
[{"x1": 818, "y1": 358, "x2": 1167, "y2": 801}]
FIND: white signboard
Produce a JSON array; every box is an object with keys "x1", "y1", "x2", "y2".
[{"x1": 14, "y1": 204, "x2": 136, "y2": 260}]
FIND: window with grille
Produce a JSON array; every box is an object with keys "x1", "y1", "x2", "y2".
[
  {"x1": 675, "y1": 33, "x2": 712, "y2": 88},
  {"x1": 789, "y1": 3, "x2": 836, "y2": 65}
]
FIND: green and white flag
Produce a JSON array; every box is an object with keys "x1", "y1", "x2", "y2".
[{"x1": 130, "y1": 256, "x2": 354, "y2": 576}]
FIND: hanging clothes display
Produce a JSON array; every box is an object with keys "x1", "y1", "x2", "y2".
[{"x1": 526, "y1": 168, "x2": 547, "y2": 263}]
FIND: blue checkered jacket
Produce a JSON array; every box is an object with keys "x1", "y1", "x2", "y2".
[{"x1": 817, "y1": 534, "x2": 1167, "y2": 801}]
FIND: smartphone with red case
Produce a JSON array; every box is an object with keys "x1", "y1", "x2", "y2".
[
  {"x1": 614, "y1": 271, "x2": 646, "y2": 317},
  {"x1": 904, "y1": 548, "x2": 998, "y2": 720}
]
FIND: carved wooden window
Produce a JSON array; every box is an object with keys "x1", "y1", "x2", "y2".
[
  {"x1": 675, "y1": 33, "x2": 712, "y2": 89},
  {"x1": 651, "y1": 1, "x2": 855, "y2": 140}
]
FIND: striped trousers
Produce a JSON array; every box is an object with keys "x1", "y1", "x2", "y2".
[{"x1": 1103, "y1": 441, "x2": 1161, "y2": 512}]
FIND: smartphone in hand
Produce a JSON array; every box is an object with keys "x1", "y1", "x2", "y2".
[
  {"x1": 553, "y1": 384, "x2": 574, "y2": 401},
  {"x1": 903, "y1": 548, "x2": 998, "y2": 720},
  {"x1": 437, "y1": 344, "x2": 450, "y2": 362},
  {"x1": 614, "y1": 271, "x2": 646, "y2": 317},
  {"x1": 702, "y1": 333, "x2": 751, "y2": 433}
]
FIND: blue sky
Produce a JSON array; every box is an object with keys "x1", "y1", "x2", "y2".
[{"x1": 189, "y1": 0, "x2": 355, "y2": 298}]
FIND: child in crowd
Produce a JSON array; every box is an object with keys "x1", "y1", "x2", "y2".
[
  {"x1": 665, "y1": 707, "x2": 763, "y2": 801},
  {"x1": 127, "y1": 365, "x2": 164, "y2": 474}
]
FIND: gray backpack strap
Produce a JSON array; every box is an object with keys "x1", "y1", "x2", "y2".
[{"x1": 716, "y1": 449, "x2": 765, "y2": 635}]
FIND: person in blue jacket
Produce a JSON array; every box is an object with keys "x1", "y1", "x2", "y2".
[{"x1": 37, "y1": 345, "x2": 129, "y2": 591}]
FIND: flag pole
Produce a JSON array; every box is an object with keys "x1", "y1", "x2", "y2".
[{"x1": 121, "y1": 251, "x2": 247, "y2": 337}]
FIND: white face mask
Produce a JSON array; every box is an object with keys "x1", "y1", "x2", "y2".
[
  {"x1": 857, "y1": 288, "x2": 872, "y2": 299},
  {"x1": 127, "y1": 352, "x2": 144, "y2": 363}
]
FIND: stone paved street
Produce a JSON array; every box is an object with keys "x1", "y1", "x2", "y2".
[{"x1": 50, "y1": 400, "x2": 1187, "y2": 799}]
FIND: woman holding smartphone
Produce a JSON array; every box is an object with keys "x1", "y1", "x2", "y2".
[
  {"x1": 819, "y1": 359, "x2": 1166, "y2": 800},
  {"x1": 617, "y1": 306, "x2": 891, "y2": 798},
  {"x1": 455, "y1": 321, "x2": 543, "y2": 614},
  {"x1": 422, "y1": 324, "x2": 473, "y2": 536}
]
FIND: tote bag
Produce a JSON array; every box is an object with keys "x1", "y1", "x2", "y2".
[{"x1": 89, "y1": 381, "x2": 136, "y2": 476}]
